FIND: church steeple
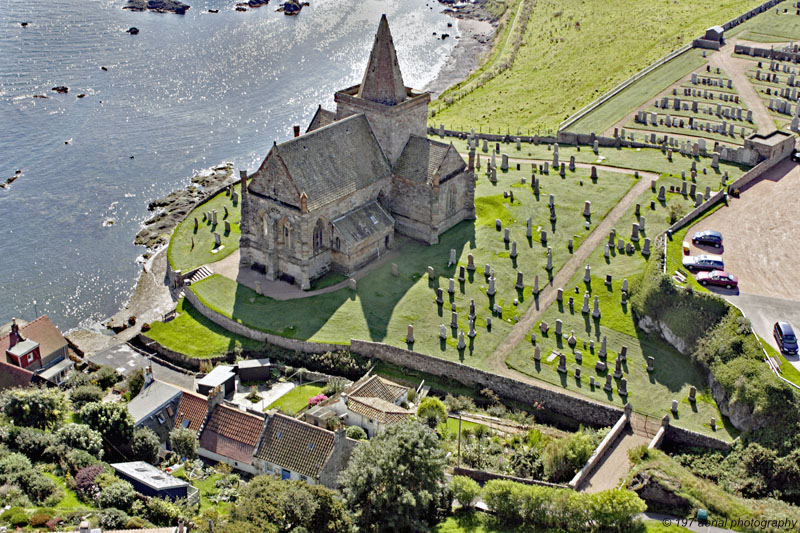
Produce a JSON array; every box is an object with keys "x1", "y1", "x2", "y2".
[{"x1": 357, "y1": 15, "x2": 407, "y2": 106}]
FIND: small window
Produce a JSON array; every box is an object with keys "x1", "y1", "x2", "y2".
[
  {"x1": 182, "y1": 419, "x2": 190, "y2": 428},
  {"x1": 308, "y1": 442, "x2": 315, "y2": 451},
  {"x1": 370, "y1": 215, "x2": 378, "y2": 225},
  {"x1": 276, "y1": 431, "x2": 283, "y2": 439},
  {"x1": 27, "y1": 353, "x2": 34, "y2": 362},
  {"x1": 157, "y1": 415, "x2": 165, "y2": 424},
  {"x1": 335, "y1": 237, "x2": 340, "y2": 250}
]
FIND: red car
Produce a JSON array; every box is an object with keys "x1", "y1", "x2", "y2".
[{"x1": 697, "y1": 270, "x2": 738, "y2": 289}]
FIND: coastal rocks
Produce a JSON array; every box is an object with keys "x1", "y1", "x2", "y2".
[
  {"x1": 1, "y1": 170, "x2": 22, "y2": 189},
  {"x1": 127, "y1": 27, "x2": 140, "y2": 34},
  {"x1": 277, "y1": 0, "x2": 309, "y2": 15},
  {"x1": 440, "y1": 0, "x2": 497, "y2": 23},
  {"x1": 124, "y1": 0, "x2": 189, "y2": 14},
  {"x1": 51, "y1": 86, "x2": 69, "y2": 94},
  {"x1": 135, "y1": 163, "x2": 234, "y2": 249},
  {"x1": 236, "y1": 0, "x2": 269, "y2": 8}
]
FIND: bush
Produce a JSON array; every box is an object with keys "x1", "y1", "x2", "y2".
[
  {"x1": 169, "y1": 427, "x2": 198, "y2": 460},
  {"x1": 63, "y1": 371, "x2": 93, "y2": 389},
  {"x1": 80, "y1": 402, "x2": 134, "y2": 452},
  {"x1": 57, "y1": 423, "x2": 105, "y2": 457},
  {"x1": 65, "y1": 449, "x2": 101, "y2": 474},
  {"x1": 21, "y1": 471, "x2": 62, "y2": 506},
  {"x1": 541, "y1": 427, "x2": 599, "y2": 483},
  {"x1": 132, "y1": 427, "x2": 160, "y2": 465},
  {"x1": 126, "y1": 517, "x2": 146, "y2": 529},
  {"x1": 100, "y1": 508, "x2": 129, "y2": 530},
  {"x1": 345, "y1": 426, "x2": 367, "y2": 440},
  {"x1": 15, "y1": 427, "x2": 57, "y2": 458},
  {"x1": 0, "y1": 452, "x2": 33, "y2": 485},
  {"x1": 125, "y1": 368, "x2": 145, "y2": 399},
  {"x1": 444, "y1": 394, "x2": 476, "y2": 414},
  {"x1": 74, "y1": 464, "x2": 105, "y2": 501},
  {"x1": 96, "y1": 480, "x2": 136, "y2": 510},
  {"x1": 29, "y1": 512, "x2": 52, "y2": 527},
  {"x1": 323, "y1": 377, "x2": 347, "y2": 396},
  {"x1": 0, "y1": 484, "x2": 31, "y2": 507},
  {"x1": 145, "y1": 497, "x2": 180, "y2": 526},
  {"x1": 416, "y1": 397, "x2": 448, "y2": 429},
  {"x1": 0, "y1": 386, "x2": 69, "y2": 429},
  {"x1": 1, "y1": 508, "x2": 28, "y2": 527},
  {"x1": 93, "y1": 366, "x2": 121, "y2": 389},
  {"x1": 70, "y1": 385, "x2": 105, "y2": 410},
  {"x1": 450, "y1": 476, "x2": 480, "y2": 509},
  {"x1": 308, "y1": 393, "x2": 328, "y2": 407}
]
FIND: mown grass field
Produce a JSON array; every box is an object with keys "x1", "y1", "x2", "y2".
[
  {"x1": 150, "y1": 161, "x2": 636, "y2": 368},
  {"x1": 266, "y1": 383, "x2": 326, "y2": 415},
  {"x1": 727, "y1": 9, "x2": 800, "y2": 42},
  {"x1": 431, "y1": 0, "x2": 762, "y2": 133}
]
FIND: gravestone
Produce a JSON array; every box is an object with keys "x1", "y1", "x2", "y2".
[
  {"x1": 504, "y1": 228, "x2": 510, "y2": 242},
  {"x1": 604, "y1": 374, "x2": 613, "y2": 392},
  {"x1": 449, "y1": 248, "x2": 457, "y2": 266},
  {"x1": 631, "y1": 223, "x2": 640, "y2": 242},
  {"x1": 568, "y1": 239, "x2": 573, "y2": 251},
  {"x1": 619, "y1": 378, "x2": 628, "y2": 396},
  {"x1": 440, "y1": 324, "x2": 447, "y2": 339},
  {"x1": 484, "y1": 264, "x2": 491, "y2": 277},
  {"x1": 458, "y1": 265, "x2": 466, "y2": 283},
  {"x1": 436, "y1": 288, "x2": 444, "y2": 305},
  {"x1": 546, "y1": 248, "x2": 553, "y2": 270},
  {"x1": 621, "y1": 291, "x2": 628, "y2": 305},
  {"x1": 428, "y1": 265, "x2": 435, "y2": 279},
  {"x1": 581, "y1": 292, "x2": 590, "y2": 314},
  {"x1": 468, "y1": 319, "x2": 476, "y2": 338},
  {"x1": 467, "y1": 254, "x2": 476, "y2": 271},
  {"x1": 568, "y1": 331, "x2": 576, "y2": 346},
  {"x1": 583, "y1": 200, "x2": 591, "y2": 217},
  {"x1": 590, "y1": 376, "x2": 595, "y2": 387},
  {"x1": 575, "y1": 368, "x2": 581, "y2": 379},
  {"x1": 392, "y1": 263, "x2": 399, "y2": 277},
  {"x1": 348, "y1": 278, "x2": 357, "y2": 291},
  {"x1": 515, "y1": 271, "x2": 524, "y2": 290},
  {"x1": 613, "y1": 357, "x2": 623, "y2": 378},
  {"x1": 212, "y1": 209, "x2": 218, "y2": 224},
  {"x1": 501, "y1": 154, "x2": 509, "y2": 171},
  {"x1": 232, "y1": 191, "x2": 238, "y2": 205},
  {"x1": 526, "y1": 217, "x2": 533, "y2": 238},
  {"x1": 406, "y1": 324, "x2": 414, "y2": 343},
  {"x1": 557, "y1": 353, "x2": 567, "y2": 373},
  {"x1": 647, "y1": 356, "x2": 654, "y2": 372},
  {"x1": 556, "y1": 287, "x2": 563, "y2": 302},
  {"x1": 608, "y1": 229, "x2": 616, "y2": 246},
  {"x1": 592, "y1": 295, "x2": 601, "y2": 318},
  {"x1": 620, "y1": 346, "x2": 627, "y2": 361},
  {"x1": 658, "y1": 186, "x2": 666, "y2": 201},
  {"x1": 559, "y1": 163, "x2": 566, "y2": 177},
  {"x1": 549, "y1": 193, "x2": 555, "y2": 206},
  {"x1": 622, "y1": 278, "x2": 628, "y2": 292},
  {"x1": 540, "y1": 230, "x2": 547, "y2": 243},
  {"x1": 540, "y1": 321, "x2": 549, "y2": 334},
  {"x1": 617, "y1": 238, "x2": 625, "y2": 252},
  {"x1": 469, "y1": 299, "x2": 476, "y2": 320},
  {"x1": 599, "y1": 335, "x2": 607, "y2": 358},
  {"x1": 689, "y1": 385, "x2": 697, "y2": 402},
  {"x1": 510, "y1": 241, "x2": 517, "y2": 258},
  {"x1": 487, "y1": 276, "x2": 496, "y2": 296},
  {"x1": 448, "y1": 278, "x2": 455, "y2": 294},
  {"x1": 194, "y1": 217, "x2": 198, "y2": 231},
  {"x1": 642, "y1": 238, "x2": 651, "y2": 256},
  {"x1": 604, "y1": 245, "x2": 610, "y2": 259},
  {"x1": 635, "y1": 203, "x2": 641, "y2": 217},
  {"x1": 534, "y1": 345, "x2": 541, "y2": 360},
  {"x1": 555, "y1": 319, "x2": 563, "y2": 336},
  {"x1": 569, "y1": 155, "x2": 576, "y2": 172},
  {"x1": 584, "y1": 265, "x2": 592, "y2": 283},
  {"x1": 591, "y1": 166, "x2": 598, "y2": 180},
  {"x1": 638, "y1": 215, "x2": 645, "y2": 231},
  {"x1": 224, "y1": 220, "x2": 231, "y2": 234},
  {"x1": 695, "y1": 192, "x2": 704, "y2": 207},
  {"x1": 451, "y1": 311, "x2": 458, "y2": 328},
  {"x1": 213, "y1": 232, "x2": 221, "y2": 248},
  {"x1": 223, "y1": 206, "x2": 229, "y2": 219},
  {"x1": 671, "y1": 400, "x2": 679, "y2": 414},
  {"x1": 457, "y1": 329, "x2": 466, "y2": 349},
  {"x1": 533, "y1": 274, "x2": 539, "y2": 294}
]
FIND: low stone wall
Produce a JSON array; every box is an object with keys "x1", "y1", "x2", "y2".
[
  {"x1": 569, "y1": 410, "x2": 630, "y2": 489},
  {"x1": 721, "y1": 0, "x2": 785, "y2": 30},
  {"x1": 693, "y1": 39, "x2": 721, "y2": 51},
  {"x1": 454, "y1": 467, "x2": 569, "y2": 489},
  {"x1": 734, "y1": 44, "x2": 800, "y2": 62},
  {"x1": 665, "y1": 425, "x2": 730, "y2": 450},
  {"x1": 136, "y1": 334, "x2": 233, "y2": 371},
  {"x1": 667, "y1": 190, "x2": 727, "y2": 234},
  {"x1": 728, "y1": 153, "x2": 787, "y2": 193},
  {"x1": 184, "y1": 289, "x2": 347, "y2": 354},
  {"x1": 349, "y1": 340, "x2": 623, "y2": 428},
  {"x1": 648, "y1": 426, "x2": 666, "y2": 450}
]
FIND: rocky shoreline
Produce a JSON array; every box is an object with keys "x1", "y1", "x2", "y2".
[{"x1": 124, "y1": 0, "x2": 190, "y2": 14}]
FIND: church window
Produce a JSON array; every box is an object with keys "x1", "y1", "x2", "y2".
[
  {"x1": 335, "y1": 237, "x2": 341, "y2": 250},
  {"x1": 313, "y1": 220, "x2": 324, "y2": 253},
  {"x1": 447, "y1": 187, "x2": 456, "y2": 214}
]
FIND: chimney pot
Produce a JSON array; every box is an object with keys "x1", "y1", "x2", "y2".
[{"x1": 293, "y1": 125, "x2": 300, "y2": 137}]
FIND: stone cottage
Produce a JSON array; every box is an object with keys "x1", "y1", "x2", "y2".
[{"x1": 239, "y1": 15, "x2": 476, "y2": 289}]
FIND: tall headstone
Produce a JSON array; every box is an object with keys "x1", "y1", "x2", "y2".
[
  {"x1": 592, "y1": 295, "x2": 601, "y2": 318},
  {"x1": 581, "y1": 292, "x2": 590, "y2": 314},
  {"x1": 406, "y1": 324, "x2": 414, "y2": 343}
]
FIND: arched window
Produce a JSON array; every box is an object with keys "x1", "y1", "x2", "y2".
[
  {"x1": 284, "y1": 225, "x2": 290, "y2": 248},
  {"x1": 313, "y1": 219, "x2": 324, "y2": 253},
  {"x1": 335, "y1": 237, "x2": 341, "y2": 250},
  {"x1": 262, "y1": 216, "x2": 269, "y2": 238},
  {"x1": 447, "y1": 187, "x2": 456, "y2": 214}
]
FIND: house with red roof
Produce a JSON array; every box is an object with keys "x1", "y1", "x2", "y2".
[
  {"x1": 198, "y1": 396, "x2": 267, "y2": 475},
  {"x1": 0, "y1": 316, "x2": 73, "y2": 386}
]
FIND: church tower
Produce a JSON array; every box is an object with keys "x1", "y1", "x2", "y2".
[{"x1": 335, "y1": 15, "x2": 430, "y2": 163}]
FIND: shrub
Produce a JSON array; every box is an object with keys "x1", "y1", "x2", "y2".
[
  {"x1": 65, "y1": 449, "x2": 101, "y2": 474},
  {"x1": 416, "y1": 397, "x2": 447, "y2": 429},
  {"x1": 542, "y1": 427, "x2": 601, "y2": 483},
  {"x1": 2, "y1": 508, "x2": 28, "y2": 527},
  {"x1": 323, "y1": 377, "x2": 347, "y2": 396},
  {"x1": 100, "y1": 508, "x2": 129, "y2": 530},
  {"x1": 132, "y1": 427, "x2": 160, "y2": 465},
  {"x1": 145, "y1": 497, "x2": 180, "y2": 526},
  {"x1": 308, "y1": 394, "x2": 328, "y2": 407},
  {"x1": 96, "y1": 480, "x2": 136, "y2": 510},
  {"x1": 0, "y1": 453, "x2": 33, "y2": 485},
  {"x1": 74, "y1": 465, "x2": 105, "y2": 501},
  {"x1": 92, "y1": 366, "x2": 121, "y2": 390},
  {"x1": 0, "y1": 386, "x2": 69, "y2": 429},
  {"x1": 64, "y1": 371, "x2": 94, "y2": 389},
  {"x1": 29, "y1": 512, "x2": 52, "y2": 527},
  {"x1": 169, "y1": 427, "x2": 198, "y2": 460},
  {"x1": 0, "y1": 484, "x2": 31, "y2": 507},
  {"x1": 126, "y1": 517, "x2": 146, "y2": 529},
  {"x1": 345, "y1": 426, "x2": 367, "y2": 440},
  {"x1": 443, "y1": 394, "x2": 476, "y2": 414},
  {"x1": 57, "y1": 423, "x2": 104, "y2": 457},
  {"x1": 125, "y1": 368, "x2": 145, "y2": 399},
  {"x1": 15, "y1": 427, "x2": 57, "y2": 458},
  {"x1": 70, "y1": 385, "x2": 105, "y2": 410},
  {"x1": 80, "y1": 402, "x2": 134, "y2": 452},
  {"x1": 21, "y1": 471, "x2": 62, "y2": 506},
  {"x1": 450, "y1": 476, "x2": 480, "y2": 508}
]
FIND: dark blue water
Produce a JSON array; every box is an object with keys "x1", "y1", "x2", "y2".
[{"x1": 0, "y1": 0, "x2": 458, "y2": 331}]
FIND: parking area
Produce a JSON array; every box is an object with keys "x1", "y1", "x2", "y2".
[{"x1": 686, "y1": 157, "x2": 800, "y2": 367}]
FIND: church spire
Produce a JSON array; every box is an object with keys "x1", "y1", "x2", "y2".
[{"x1": 357, "y1": 15, "x2": 407, "y2": 106}]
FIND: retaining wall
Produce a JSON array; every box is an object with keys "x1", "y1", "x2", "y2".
[
  {"x1": 569, "y1": 411, "x2": 629, "y2": 489},
  {"x1": 665, "y1": 425, "x2": 730, "y2": 450},
  {"x1": 183, "y1": 289, "x2": 346, "y2": 354},
  {"x1": 667, "y1": 190, "x2": 727, "y2": 234},
  {"x1": 349, "y1": 340, "x2": 623, "y2": 428},
  {"x1": 734, "y1": 44, "x2": 800, "y2": 62},
  {"x1": 454, "y1": 467, "x2": 569, "y2": 489}
]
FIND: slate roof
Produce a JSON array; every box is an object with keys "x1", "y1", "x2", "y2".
[
  {"x1": 394, "y1": 135, "x2": 465, "y2": 184},
  {"x1": 0, "y1": 316, "x2": 67, "y2": 364},
  {"x1": 199, "y1": 405, "x2": 264, "y2": 464},
  {"x1": 348, "y1": 375, "x2": 407, "y2": 404},
  {"x1": 128, "y1": 380, "x2": 182, "y2": 425},
  {"x1": 0, "y1": 359, "x2": 36, "y2": 391},
  {"x1": 358, "y1": 15, "x2": 407, "y2": 106},
  {"x1": 332, "y1": 202, "x2": 394, "y2": 247},
  {"x1": 174, "y1": 390, "x2": 208, "y2": 433},
  {"x1": 255, "y1": 413, "x2": 336, "y2": 479},
  {"x1": 347, "y1": 396, "x2": 413, "y2": 425},
  {"x1": 271, "y1": 114, "x2": 392, "y2": 211},
  {"x1": 306, "y1": 106, "x2": 336, "y2": 133}
]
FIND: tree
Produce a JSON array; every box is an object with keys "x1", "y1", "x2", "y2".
[
  {"x1": 345, "y1": 426, "x2": 367, "y2": 440},
  {"x1": 0, "y1": 386, "x2": 68, "y2": 429},
  {"x1": 70, "y1": 384, "x2": 105, "y2": 410},
  {"x1": 450, "y1": 476, "x2": 480, "y2": 509},
  {"x1": 96, "y1": 480, "x2": 136, "y2": 510},
  {"x1": 125, "y1": 368, "x2": 145, "y2": 399},
  {"x1": 80, "y1": 402, "x2": 134, "y2": 453},
  {"x1": 169, "y1": 427, "x2": 198, "y2": 459},
  {"x1": 588, "y1": 489, "x2": 647, "y2": 531},
  {"x1": 132, "y1": 427, "x2": 160, "y2": 464},
  {"x1": 416, "y1": 397, "x2": 447, "y2": 429},
  {"x1": 93, "y1": 366, "x2": 121, "y2": 390},
  {"x1": 339, "y1": 419, "x2": 447, "y2": 532},
  {"x1": 57, "y1": 423, "x2": 104, "y2": 457},
  {"x1": 231, "y1": 476, "x2": 316, "y2": 532}
]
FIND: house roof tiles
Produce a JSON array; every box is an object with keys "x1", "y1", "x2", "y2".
[
  {"x1": 347, "y1": 396, "x2": 412, "y2": 425},
  {"x1": 0, "y1": 315, "x2": 67, "y2": 364},
  {"x1": 255, "y1": 413, "x2": 336, "y2": 479},
  {"x1": 199, "y1": 405, "x2": 265, "y2": 465},
  {"x1": 174, "y1": 390, "x2": 209, "y2": 433},
  {"x1": 348, "y1": 375, "x2": 407, "y2": 404}
]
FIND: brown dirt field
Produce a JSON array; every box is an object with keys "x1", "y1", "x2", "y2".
[{"x1": 685, "y1": 158, "x2": 800, "y2": 302}]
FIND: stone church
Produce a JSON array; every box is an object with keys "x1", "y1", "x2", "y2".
[{"x1": 239, "y1": 15, "x2": 476, "y2": 289}]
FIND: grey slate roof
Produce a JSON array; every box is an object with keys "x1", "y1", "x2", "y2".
[
  {"x1": 306, "y1": 106, "x2": 336, "y2": 133},
  {"x1": 394, "y1": 135, "x2": 465, "y2": 184},
  {"x1": 357, "y1": 15, "x2": 407, "y2": 106},
  {"x1": 332, "y1": 202, "x2": 393, "y2": 247},
  {"x1": 273, "y1": 114, "x2": 391, "y2": 211},
  {"x1": 128, "y1": 380, "x2": 182, "y2": 425}
]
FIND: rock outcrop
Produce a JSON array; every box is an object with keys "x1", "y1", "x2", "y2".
[{"x1": 124, "y1": 0, "x2": 190, "y2": 14}]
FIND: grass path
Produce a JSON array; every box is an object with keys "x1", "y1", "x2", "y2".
[{"x1": 486, "y1": 170, "x2": 655, "y2": 377}]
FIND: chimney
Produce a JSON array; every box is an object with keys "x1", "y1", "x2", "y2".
[
  {"x1": 8, "y1": 318, "x2": 23, "y2": 348},
  {"x1": 293, "y1": 125, "x2": 300, "y2": 138},
  {"x1": 299, "y1": 192, "x2": 308, "y2": 214},
  {"x1": 177, "y1": 519, "x2": 185, "y2": 533},
  {"x1": 468, "y1": 149, "x2": 475, "y2": 172},
  {"x1": 239, "y1": 170, "x2": 248, "y2": 193},
  {"x1": 143, "y1": 363, "x2": 154, "y2": 389},
  {"x1": 334, "y1": 428, "x2": 346, "y2": 445},
  {"x1": 79, "y1": 521, "x2": 90, "y2": 533},
  {"x1": 207, "y1": 385, "x2": 224, "y2": 415}
]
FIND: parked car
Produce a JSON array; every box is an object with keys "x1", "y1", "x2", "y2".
[
  {"x1": 697, "y1": 270, "x2": 738, "y2": 289},
  {"x1": 691, "y1": 230, "x2": 723, "y2": 248},
  {"x1": 682, "y1": 254, "x2": 724, "y2": 272},
  {"x1": 791, "y1": 149, "x2": 800, "y2": 163},
  {"x1": 773, "y1": 321, "x2": 798, "y2": 355}
]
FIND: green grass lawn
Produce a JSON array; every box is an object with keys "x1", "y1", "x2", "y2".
[
  {"x1": 505, "y1": 183, "x2": 736, "y2": 439},
  {"x1": 572, "y1": 49, "x2": 708, "y2": 134},
  {"x1": 727, "y1": 9, "x2": 800, "y2": 42},
  {"x1": 266, "y1": 383, "x2": 327, "y2": 415},
  {"x1": 146, "y1": 299, "x2": 263, "y2": 358},
  {"x1": 430, "y1": 0, "x2": 762, "y2": 133},
  {"x1": 44, "y1": 473, "x2": 90, "y2": 511},
  {"x1": 172, "y1": 471, "x2": 232, "y2": 515},
  {"x1": 179, "y1": 164, "x2": 636, "y2": 368},
  {"x1": 441, "y1": 136, "x2": 750, "y2": 183},
  {"x1": 168, "y1": 184, "x2": 242, "y2": 271},
  {"x1": 438, "y1": 417, "x2": 486, "y2": 439},
  {"x1": 759, "y1": 336, "x2": 800, "y2": 389}
]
